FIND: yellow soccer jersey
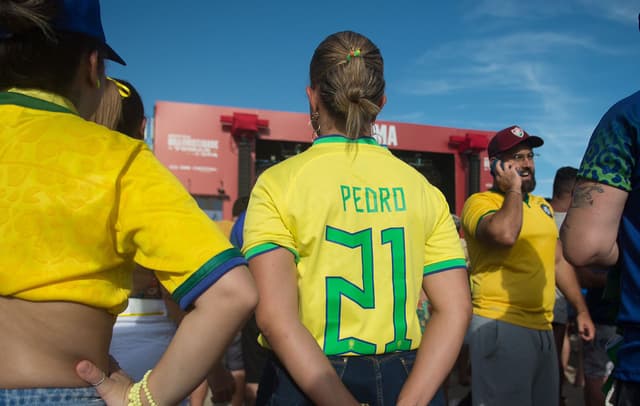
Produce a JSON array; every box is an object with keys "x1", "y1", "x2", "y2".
[
  {"x1": 243, "y1": 135, "x2": 466, "y2": 356},
  {"x1": 0, "y1": 89, "x2": 246, "y2": 314},
  {"x1": 461, "y1": 190, "x2": 557, "y2": 330}
]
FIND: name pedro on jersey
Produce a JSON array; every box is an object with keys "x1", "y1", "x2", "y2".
[{"x1": 340, "y1": 185, "x2": 406, "y2": 213}]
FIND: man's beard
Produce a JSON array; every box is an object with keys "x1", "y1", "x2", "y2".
[{"x1": 521, "y1": 173, "x2": 536, "y2": 194}]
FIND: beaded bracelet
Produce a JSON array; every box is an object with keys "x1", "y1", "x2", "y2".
[
  {"x1": 127, "y1": 381, "x2": 143, "y2": 406},
  {"x1": 127, "y1": 369, "x2": 158, "y2": 406},
  {"x1": 141, "y1": 370, "x2": 159, "y2": 406}
]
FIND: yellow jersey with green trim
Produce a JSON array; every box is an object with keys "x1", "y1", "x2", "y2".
[
  {"x1": 0, "y1": 89, "x2": 246, "y2": 314},
  {"x1": 243, "y1": 135, "x2": 466, "y2": 355},
  {"x1": 461, "y1": 190, "x2": 557, "y2": 330}
]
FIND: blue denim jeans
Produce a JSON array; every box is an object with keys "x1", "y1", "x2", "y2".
[
  {"x1": 256, "y1": 351, "x2": 445, "y2": 406},
  {"x1": 0, "y1": 387, "x2": 105, "y2": 405}
]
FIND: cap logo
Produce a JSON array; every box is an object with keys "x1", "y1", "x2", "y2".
[{"x1": 510, "y1": 126, "x2": 525, "y2": 138}]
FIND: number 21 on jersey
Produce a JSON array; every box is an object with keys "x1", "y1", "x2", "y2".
[{"x1": 323, "y1": 225, "x2": 413, "y2": 355}]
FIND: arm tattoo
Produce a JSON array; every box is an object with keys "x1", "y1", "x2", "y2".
[{"x1": 571, "y1": 184, "x2": 605, "y2": 208}]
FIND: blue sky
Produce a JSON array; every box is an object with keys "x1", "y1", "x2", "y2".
[{"x1": 101, "y1": 0, "x2": 639, "y2": 198}]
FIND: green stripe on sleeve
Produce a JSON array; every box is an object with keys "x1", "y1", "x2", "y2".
[
  {"x1": 245, "y1": 243, "x2": 300, "y2": 263},
  {"x1": 423, "y1": 258, "x2": 467, "y2": 275},
  {"x1": 172, "y1": 248, "x2": 243, "y2": 302},
  {"x1": 475, "y1": 210, "x2": 497, "y2": 236}
]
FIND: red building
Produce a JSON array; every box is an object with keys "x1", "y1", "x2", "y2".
[{"x1": 153, "y1": 101, "x2": 494, "y2": 220}]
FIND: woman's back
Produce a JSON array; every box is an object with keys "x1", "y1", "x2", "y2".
[
  {"x1": 0, "y1": 298, "x2": 114, "y2": 388},
  {"x1": 243, "y1": 30, "x2": 470, "y2": 406},
  {"x1": 245, "y1": 135, "x2": 463, "y2": 355},
  {"x1": 0, "y1": 91, "x2": 141, "y2": 313},
  {"x1": 0, "y1": 90, "x2": 138, "y2": 387}
]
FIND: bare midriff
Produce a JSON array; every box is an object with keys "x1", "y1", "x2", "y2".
[{"x1": 0, "y1": 296, "x2": 115, "y2": 388}]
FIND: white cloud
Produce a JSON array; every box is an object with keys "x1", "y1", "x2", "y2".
[
  {"x1": 417, "y1": 31, "x2": 621, "y2": 66},
  {"x1": 398, "y1": 0, "x2": 635, "y2": 197},
  {"x1": 465, "y1": 0, "x2": 637, "y2": 25},
  {"x1": 464, "y1": 0, "x2": 569, "y2": 19},
  {"x1": 402, "y1": 29, "x2": 619, "y2": 100},
  {"x1": 401, "y1": 79, "x2": 464, "y2": 96},
  {"x1": 576, "y1": 0, "x2": 638, "y2": 24}
]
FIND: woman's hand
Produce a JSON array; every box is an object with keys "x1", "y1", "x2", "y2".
[{"x1": 76, "y1": 359, "x2": 133, "y2": 406}]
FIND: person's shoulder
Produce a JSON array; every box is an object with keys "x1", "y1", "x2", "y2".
[
  {"x1": 61, "y1": 114, "x2": 143, "y2": 147},
  {"x1": 529, "y1": 193, "x2": 548, "y2": 203},
  {"x1": 262, "y1": 148, "x2": 312, "y2": 174},
  {"x1": 611, "y1": 90, "x2": 640, "y2": 111},
  {"x1": 600, "y1": 90, "x2": 640, "y2": 123},
  {"x1": 465, "y1": 190, "x2": 498, "y2": 203},
  {"x1": 461, "y1": 191, "x2": 500, "y2": 215},
  {"x1": 30, "y1": 112, "x2": 144, "y2": 160}
]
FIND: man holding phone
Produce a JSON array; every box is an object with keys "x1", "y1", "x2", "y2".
[{"x1": 461, "y1": 125, "x2": 594, "y2": 406}]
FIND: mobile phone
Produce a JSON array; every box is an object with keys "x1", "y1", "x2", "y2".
[{"x1": 490, "y1": 159, "x2": 504, "y2": 176}]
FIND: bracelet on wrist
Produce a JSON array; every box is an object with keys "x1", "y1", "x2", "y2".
[
  {"x1": 506, "y1": 189, "x2": 522, "y2": 195},
  {"x1": 128, "y1": 369, "x2": 158, "y2": 406},
  {"x1": 127, "y1": 381, "x2": 142, "y2": 406},
  {"x1": 141, "y1": 370, "x2": 159, "y2": 406}
]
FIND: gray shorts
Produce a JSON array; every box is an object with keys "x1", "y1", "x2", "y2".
[
  {"x1": 468, "y1": 315, "x2": 558, "y2": 406},
  {"x1": 583, "y1": 324, "x2": 617, "y2": 379}
]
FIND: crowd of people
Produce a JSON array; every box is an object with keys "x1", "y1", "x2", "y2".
[{"x1": 0, "y1": 1, "x2": 638, "y2": 405}]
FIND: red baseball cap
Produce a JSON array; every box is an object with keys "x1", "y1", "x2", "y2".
[{"x1": 488, "y1": 125, "x2": 543, "y2": 158}]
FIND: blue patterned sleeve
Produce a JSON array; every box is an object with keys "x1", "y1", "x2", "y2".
[{"x1": 578, "y1": 94, "x2": 640, "y2": 192}]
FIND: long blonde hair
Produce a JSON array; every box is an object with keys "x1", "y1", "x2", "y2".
[
  {"x1": 89, "y1": 79, "x2": 122, "y2": 131},
  {"x1": 90, "y1": 78, "x2": 145, "y2": 140}
]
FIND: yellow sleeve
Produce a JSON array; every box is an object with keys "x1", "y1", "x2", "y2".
[
  {"x1": 243, "y1": 170, "x2": 299, "y2": 261},
  {"x1": 116, "y1": 147, "x2": 246, "y2": 309},
  {"x1": 461, "y1": 192, "x2": 500, "y2": 239},
  {"x1": 423, "y1": 184, "x2": 467, "y2": 275}
]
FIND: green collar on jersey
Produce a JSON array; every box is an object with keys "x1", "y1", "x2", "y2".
[
  {"x1": 0, "y1": 90, "x2": 77, "y2": 115},
  {"x1": 313, "y1": 135, "x2": 379, "y2": 145}
]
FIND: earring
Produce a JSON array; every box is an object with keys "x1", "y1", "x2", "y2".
[
  {"x1": 310, "y1": 111, "x2": 320, "y2": 140},
  {"x1": 96, "y1": 79, "x2": 101, "y2": 89}
]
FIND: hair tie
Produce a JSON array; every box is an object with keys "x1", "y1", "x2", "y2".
[{"x1": 346, "y1": 49, "x2": 361, "y2": 62}]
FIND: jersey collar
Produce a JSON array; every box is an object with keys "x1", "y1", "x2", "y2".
[
  {"x1": 313, "y1": 134, "x2": 380, "y2": 145},
  {"x1": 0, "y1": 88, "x2": 79, "y2": 115}
]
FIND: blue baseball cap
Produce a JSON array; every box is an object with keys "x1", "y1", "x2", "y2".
[{"x1": 0, "y1": 0, "x2": 125, "y2": 65}]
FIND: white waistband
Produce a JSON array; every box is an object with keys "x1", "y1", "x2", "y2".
[{"x1": 118, "y1": 298, "x2": 167, "y2": 317}]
